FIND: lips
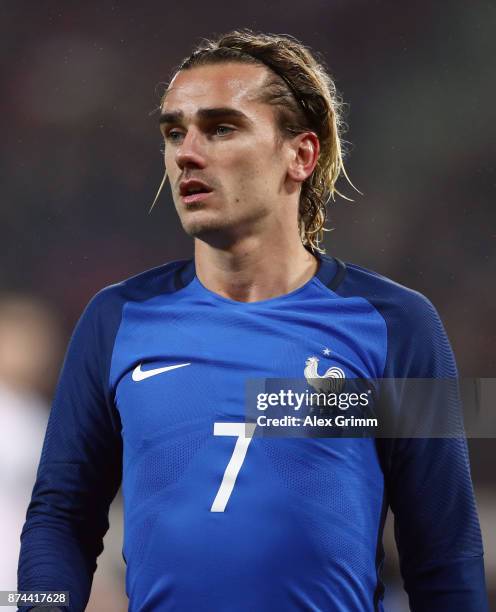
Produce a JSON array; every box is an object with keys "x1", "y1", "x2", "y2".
[{"x1": 179, "y1": 179, "x2": 213, "y2": 204}]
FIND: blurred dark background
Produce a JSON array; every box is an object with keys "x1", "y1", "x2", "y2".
[{"x1": 1, "y1": 1, "x2": 494, "y2": 609}]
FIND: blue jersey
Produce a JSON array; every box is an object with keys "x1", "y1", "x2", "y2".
[{"x1": 18, "y1": 254, "x2": 487, "y2": 611}]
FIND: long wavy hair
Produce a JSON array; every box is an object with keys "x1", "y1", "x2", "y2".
[{"x1": 154, "y1": 30, "x2": 360, "y2": 253}]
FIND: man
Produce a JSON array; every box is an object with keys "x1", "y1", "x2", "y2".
[{"x1": 18, "y1": 30, "x2": 488, "y2": 611}]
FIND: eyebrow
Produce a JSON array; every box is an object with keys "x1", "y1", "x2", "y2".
[{"x1": 159, "y1": 107, "x2": 251, "y2": 126}]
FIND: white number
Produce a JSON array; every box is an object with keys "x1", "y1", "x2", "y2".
[{"x1": 210, "y1": 422, "x2": 256, "y2": 512}]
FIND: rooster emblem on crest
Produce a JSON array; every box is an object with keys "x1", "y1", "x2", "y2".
[{"x1": 304, "y1": 356, "x2": 345, "y2": 393}]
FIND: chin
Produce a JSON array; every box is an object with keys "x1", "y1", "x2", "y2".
[
  {"x1": 181, "y1": 210, "x2": 229, "y2": 239},
  {"x1": 182, "y1": 213, "x2": 243, "y2": 248}
]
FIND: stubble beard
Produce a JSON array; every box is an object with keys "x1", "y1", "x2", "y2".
[{"x1": 179, "y1": 198, "x2": 271, "y2": 249}]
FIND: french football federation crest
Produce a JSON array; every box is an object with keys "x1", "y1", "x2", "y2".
[{"x1": 304, "y1": 356, "x2": 345, "y2": 393}]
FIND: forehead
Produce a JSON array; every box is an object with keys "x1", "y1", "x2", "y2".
[{"x1": 162, "y1": 62, "x2": 270, "y2": 114}]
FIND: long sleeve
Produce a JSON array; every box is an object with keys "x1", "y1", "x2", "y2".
[
  {"x1": 17, "y1": 289, "x2": 124, "y2": 612},
  {"x1": 335, "y1": 261, "x2": 488, "y2": 610},
  {"x1": 377, "y1": 291, "x2": 488, "y2": 611}
]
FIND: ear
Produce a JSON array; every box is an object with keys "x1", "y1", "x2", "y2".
[{"x1": 287, "y1": 132, "x2": 320, "y2": 183}]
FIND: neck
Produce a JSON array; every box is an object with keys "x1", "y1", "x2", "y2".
[{"x1": 194, "y1": 233, "x2": 319, "y2": 303}]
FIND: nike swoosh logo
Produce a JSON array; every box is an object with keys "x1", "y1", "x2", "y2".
[{"x1": 132, "y1": 362, "x2": 191, "y2": 382}]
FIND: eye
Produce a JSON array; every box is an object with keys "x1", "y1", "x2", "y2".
[
  {"x1": 165, "y1": 129, "x2": 185, "y2": 143},
  {"x1": 214, "y1": 125, "x2": 234, "y2": 137}
]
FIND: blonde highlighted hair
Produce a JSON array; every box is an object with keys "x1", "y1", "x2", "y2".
[{"x1": 154, "y1": 29, "x2": 360, "y2": 253}]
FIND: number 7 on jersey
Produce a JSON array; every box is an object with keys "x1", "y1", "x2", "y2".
[{"x1": 211, "y1": 422, "x2": 256, "y2": 512}]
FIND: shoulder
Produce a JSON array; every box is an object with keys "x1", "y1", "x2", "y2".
[
  {"x1": 332, "y1": 258, "x2": 441, "y2": 333},
  {"x1": 83, "y1": 258, "x2": 195, "y2": 320},
  {"x1": 59, "y1": 259, "x2": 195, "y2": 385},
  {"x1": 328, "y1": 257, "x2": 456, "y2": 377},
  {"x1": 67, "y1": 259, "x2": 194, "y2": 353},
  {"x1": 333, "y1": 258, "x2": 432, "y2": 312}
]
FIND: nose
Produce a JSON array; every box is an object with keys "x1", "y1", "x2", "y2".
[{"x1": 175, "y1": 128, "x2": 206, "y2": 171}]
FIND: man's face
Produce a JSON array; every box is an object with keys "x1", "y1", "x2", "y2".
[{"x1": 160, "y1": 62, "x2": 293, "y2": 243}]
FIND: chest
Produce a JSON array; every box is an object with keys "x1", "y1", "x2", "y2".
[{"x1": 110, "y1": 296, "x2": 386, "y2": 446}]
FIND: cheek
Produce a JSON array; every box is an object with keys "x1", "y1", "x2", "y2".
[
  {"x1": 229, "y1": 149, "x2": 276, "y2": 185},
  {"x1": 237, "y1": 159, "x2": 280, "y2": 195}
]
